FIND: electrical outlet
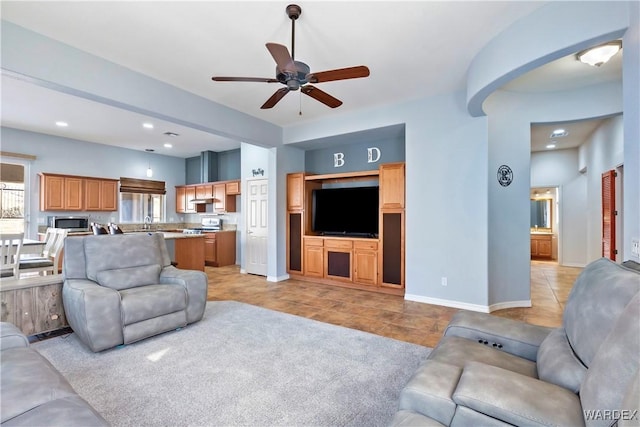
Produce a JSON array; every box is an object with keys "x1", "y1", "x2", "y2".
[
  {"x1": 632, "y1": 239, "x2": 640, "y2": 256},
  {"x1": 441, "y1": 277, "x2": 448, "y2": 287}
]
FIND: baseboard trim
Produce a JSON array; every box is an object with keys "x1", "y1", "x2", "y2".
[
  {"x1": 488, "y1": 300, "x2": 532, "y2": 312},
  {"x1": 561, "y1": 262, "x2": 587, "y2": 268},
  {"x1": 404, "y1": 294, "x2": 491, "y2": 313},
  {"x1": 405, "y1": 295, "x2": 533, "y2": 313},
  {"x1": 267, "y1": 274, "x2": 290, "y2": 282}
]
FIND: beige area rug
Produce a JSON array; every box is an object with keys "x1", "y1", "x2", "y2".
[{"x1": 33, "y1": 301, "x2": 431, "y2": 427}]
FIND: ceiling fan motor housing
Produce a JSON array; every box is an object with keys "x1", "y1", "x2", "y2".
[{"x1": 276, "y1": 61, "x2": 310, "y2": 90}]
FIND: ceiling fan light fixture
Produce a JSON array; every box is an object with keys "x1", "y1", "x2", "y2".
[
  {"x1": 577, "y1": 40, "x2": 622, "y2": 67},
  {"x1": 287, "y1": 79, "x2": 300, "y2": 91}
]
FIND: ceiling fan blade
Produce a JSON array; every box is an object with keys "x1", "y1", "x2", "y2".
[
  {"x1": 266, "y1": 43, "x2": 297, "y2": 73},
  {"x1": 306, "y1": 66, "x2": 370, "y2": 83},
  {"x1": 301, "y1": 85, "x2": 343, "y2": 108},
  {"x1": 212, "y1": 76, "x2": 279, "y2": 83},
  {"x1": 261, "y1": 87, "x2": 290, "y2": 109}
]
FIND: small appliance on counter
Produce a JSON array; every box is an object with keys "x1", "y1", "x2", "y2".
[
  {"x1": 182, "y1": 216, "x2": 222, "y2": 234},
  {"x1": 47, "y1": 216, "x2": 90, "y2": 232}
]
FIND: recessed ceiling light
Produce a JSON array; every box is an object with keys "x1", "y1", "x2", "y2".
[
  {"x1": 164, "y1": 143, "x2": 173, "y2": 148},
  {"x1": 546, "y1": 144, "x2": 556, "y2": 149},
  {"x1": 55, "y1": 121, "x2": 68, "y2": 127},
  {"x1": 143, "y1": 123, "x2": 154, "y2": 129},
  {"x1": 550, "y1": 129, "x2": 568, "y2": 138}
]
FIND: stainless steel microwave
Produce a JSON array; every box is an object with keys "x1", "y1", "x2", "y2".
[{"x1": 48, "y1": 216, "x2": 90, "y2": 231}]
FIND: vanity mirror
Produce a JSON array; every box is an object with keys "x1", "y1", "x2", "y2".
[{"x1": 530, "y1": 198, "x2": 552, "y2": 230}]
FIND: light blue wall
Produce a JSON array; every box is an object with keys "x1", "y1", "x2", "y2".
[
  {"x1": 484, "y1": 82, "x2": 623, "y2": 305},
  {"x1": 581, "y1": 115, "x2": 625, "y2": 261},
  {"x1": 285, "y1": 93, "x2": 490, "y2": 310},
  {"x1": 468, "y1": 1, "x2": 637, "y2": 307},
  {"x1": 1, "y1": 127, "x2": 186, "y2": 239}
]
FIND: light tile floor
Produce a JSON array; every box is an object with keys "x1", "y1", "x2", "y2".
[{"x1": 207, "y1": 260, "x2": 581, "y2": 348}]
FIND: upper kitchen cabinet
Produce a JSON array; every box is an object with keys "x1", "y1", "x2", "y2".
[
  {"x1": 40, "y1": 173, "x2": 118, "y2": 211},
  {"x1": 176, "y1": 179, "x2": 240, "y2": 214},
  {"x1": 84, "y1": 178, "x2": 118, "y2": 211}
]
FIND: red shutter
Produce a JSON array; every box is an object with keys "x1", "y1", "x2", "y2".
[{"x1": 602, "y1": 170, "x2": 616, "y2": 260}]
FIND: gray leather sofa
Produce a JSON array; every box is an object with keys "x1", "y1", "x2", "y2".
[
  {"x1": 392, "y1": 258, "x2": 640, "y2": 426},
  {"x1": 0, "y1": 322, "x2": 108, "y2": 426},
  {"x1": 62, "y1": 232, "x2": 208, "y2": 352}
]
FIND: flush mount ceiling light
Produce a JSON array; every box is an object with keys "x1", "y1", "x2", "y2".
[
  {"x1": 550, "y1": 129, "x2": 568, "y2": 138},
  {"x1": 576, "y1": 40, "x2": 622, "y2": 67}
]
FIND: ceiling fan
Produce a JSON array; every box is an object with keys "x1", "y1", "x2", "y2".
[{"x1": 211, "y1": 4, "x2": 370, "y2": 110}]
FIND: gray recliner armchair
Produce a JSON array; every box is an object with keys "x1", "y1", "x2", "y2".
[
  {"x1": 62, "y1": 233, "x2": 208, "y2": 352},
  {"x1": 392, "y1": 258, "x2": 640, "y2": 426}
]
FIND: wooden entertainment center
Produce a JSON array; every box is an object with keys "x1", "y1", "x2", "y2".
[{"x1": 286, "y1": 162, "x2": 405, "y2": 295}]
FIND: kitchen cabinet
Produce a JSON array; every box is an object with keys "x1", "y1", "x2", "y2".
[
  {"x1": 204, "y1": 231, "x2": 236, "y2": 267},
  {"x1": 84, "y1": 178, "x2": 118, "y2": 211},
  {"x1": 196, "y1": 184, "x2": 213, "y2": 199},
  {"x1": 174, "y1": 236, "x2": 205, "y2": 271},
  {"x1": 175, "y1": 186, "x2": 205, "y2": 214},
  {"x1": 40, "y1": 173, "x2": 116, "y2": 211},
  {"x1": 225, "y1": 180, "x2": 240, "y2": 195},
  {"x1": 531, "y1": 233, "x2": 553, "y2": 259},
  {"x1": 213, "y1": 183, "x2": 237, "y2": 213}
]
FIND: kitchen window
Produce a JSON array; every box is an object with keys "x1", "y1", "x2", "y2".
[
  {"x1": 119, "y1": 193, "x2": 165, "y2": 223},
  {"x1": 119, "y1": 177, "x2": 166, "y2": 224},
  {"x1": 0, "y1": 162, "x2": 27, "y2": 234}
]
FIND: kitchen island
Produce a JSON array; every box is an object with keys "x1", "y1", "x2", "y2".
[{"x1": 155, "y1": 232, "x2": 205, "y2": 271}]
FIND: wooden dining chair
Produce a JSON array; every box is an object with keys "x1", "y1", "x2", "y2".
[
  {"x1": 0, "y1": 233, "x2": 24, "y2": 278},
  {"x1": 18, "y1": 228, "x2": 68, "y2": 277}
]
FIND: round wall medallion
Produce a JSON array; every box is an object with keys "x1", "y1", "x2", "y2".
[{"x1": 497, "y1": 165, "x2": 513, "y2": 187}]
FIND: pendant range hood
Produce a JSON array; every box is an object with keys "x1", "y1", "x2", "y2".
[{"x1": 189, "y1": 151, "x2": 219, "y2": 204}]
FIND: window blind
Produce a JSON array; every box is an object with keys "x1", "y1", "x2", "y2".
[{"x1": 119, "y1": 177, "x2": 166, "y2": 195}]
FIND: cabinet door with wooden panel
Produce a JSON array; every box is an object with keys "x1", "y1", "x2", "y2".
[
  {"x1": 196, "y1": 184, "x2": 213, "y2": 199},
  {"x1": 379, "y1": 163, "x2": 405, "y2": 209},
  {"x1": 64, "y1": 177, "x2": 83, "y2": 210},
  {"x1": 176, "y1": 186, "x2": 187, "y2": 213},
  {"x1": 204, "y1": 234, "x2": 217, "y2": 264},
  {"x1": 84, "y1": 179, "x2": 102, "y2": 210},
  {"x1": 304, "y1": 238, "x2": 324, "y2": 278},
  {"x1": 213, "y1": 183, "x2": 226, "y2": 212},
  {"x1": 100, "y1": 180, "x2": 118, "y2": 211},
  {"x1": 84, "y1": 179, "x2": 118, "y2": 211},
  {"x1": 353, "y1": 240, "x2": 378, "y2": 286},
  {"x1": 40, "y1": 174, "x2": 83, "y2": 211},
  {"x1": 185, "y1": 186, "x2": 197, "y2": 213},
  {"x1": 287, "y1": 173, "x2": 305, "y2": 211},
  {"x1": 226, "y1": 180, "x2": 240, "y2": 195},
  {"x1": 40, "y1": 174, "x2": 65, "y2": 210}
]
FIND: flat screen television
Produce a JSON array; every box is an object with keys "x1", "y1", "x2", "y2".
[{"x1": 312, "y1": 186, "x2": 379, "y2": 237}]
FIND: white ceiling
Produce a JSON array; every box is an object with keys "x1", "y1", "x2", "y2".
[{"x1": 0, "y1": 1, "x2": 623, "y2": 158}]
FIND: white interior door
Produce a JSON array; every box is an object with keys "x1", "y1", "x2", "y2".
[{"x1": 245, "y1": 179, "x2": 268, "y2": 276}]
